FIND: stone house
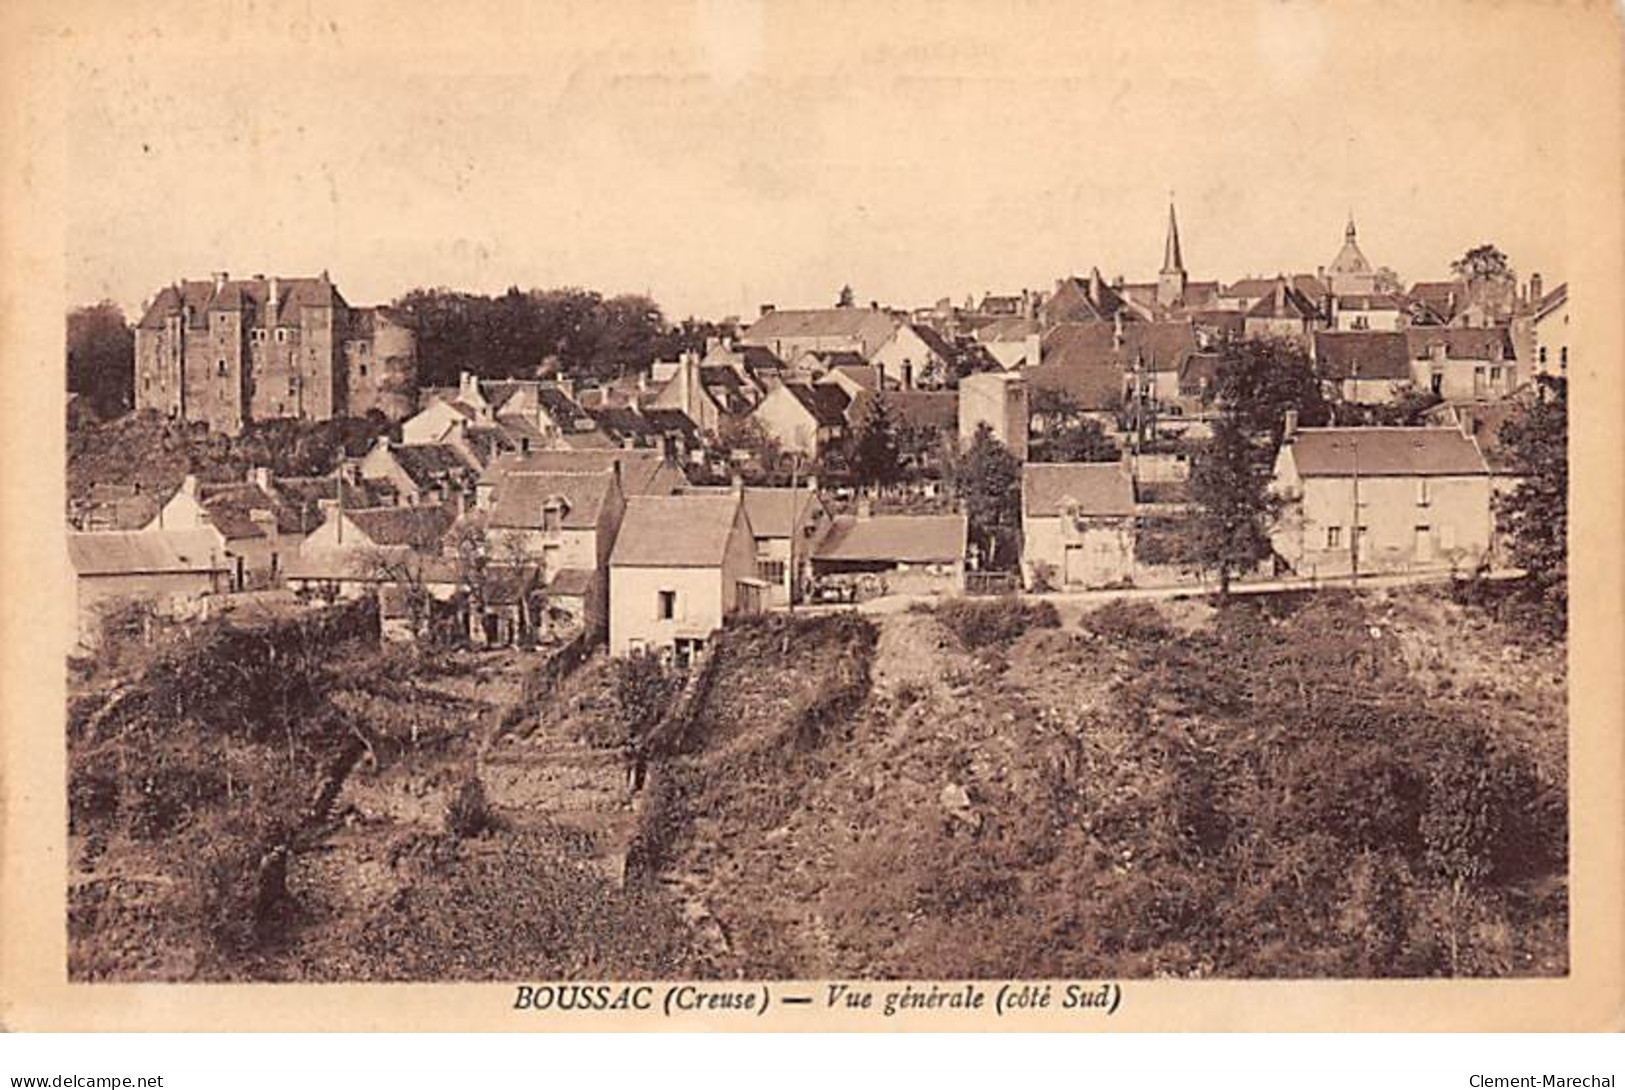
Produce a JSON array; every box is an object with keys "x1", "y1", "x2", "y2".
[
  {"x1": 485, "y1": 466, "x2": 627, "y2": 636},
  {"x1": 738, "y1": 305, "x2": 901, "y2": 364},
  {"x1": 145, "y1": 473, "x2": 288, "y2": 590},
  {"x1": 681, "y1": 482, "x2": 833, "y2": 607},
  {"x1": 1020, "y1": 462, "x2": 1137, "y2": 590},
  {"x1": 1270, "y1": 425, "x2": 1495, "y2": 578},
  {"x1": 1405, "y1": 327, "x2": 1519, "y2": 401},
  {"x1": 607, "y1": 491, "x2": 765, "y2": 662},
  {"x1": 134, "y1": 271, "x2": 416, "y2": 434},
  {"x1": 750, "y1": 382, "x2": 851, "y2": 458},
  {"x1": 68, "y1": 530, "x2": 229, "y2": 646},
  {"x1": 359, "y1": 437, "x2": 476, "y2": 506},
  {"x1": 811, "y1": 511, "x2": 967, "y2": 597},
  {"x1": 958, "y1": 371, "x2": 1029, "y2": 460},
  {"x1": 1312, "y1": 331, "x2": 1414, "y2": 404}
]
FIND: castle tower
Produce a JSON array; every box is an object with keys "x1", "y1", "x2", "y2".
[{"x1": 1157, "y1": 199, "x2": 1188, "y2": 309}]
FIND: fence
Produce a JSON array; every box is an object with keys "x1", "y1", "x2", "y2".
[{"x1": 965, "y1": 570, "x2": 1021, "y2": 597}]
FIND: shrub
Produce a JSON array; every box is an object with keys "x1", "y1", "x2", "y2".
[
  {"x1": 1078, "y1": 600, "x2": 1173, "y2": 642},
  {"x1": 936, "y1": 599, "x2": 1060, "y2": 650},
  {"x1": 445, "y1": 775, "x2": 495, "y2": 839}
]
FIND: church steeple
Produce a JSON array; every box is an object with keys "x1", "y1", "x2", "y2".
[
  {"x1": 1157, "y1": 196, "x2": 1188, "y2": 308},
  {"x1": 1162, "y1": 199, "x2": 1185, "y2": 274},
  {"x1": 1345, "y1": 212, "x2": 1358, "y2": 243}
]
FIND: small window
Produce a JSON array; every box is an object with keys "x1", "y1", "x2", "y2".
[
  {"x1": 1417, "y1": 478, "x2": 1431, "y2": 507},
  {"x1": 217, "y1": 359, "x2": 228, "y2": 376},
  {"x1": 1490, "y1": 366, "x2": 1502, "y2": 382},
  {"x1": 1326, "y1": 526, "x2": 1342, "y2": 549},
  {"x1": 359, "y1": 363, "x2": 368, "y2": 377},
  {"x1": 1538, "y1": 346, "x2": 1548, "y2": 365},
  {"x1": 287, "y1": 378, "x2": 296, "y2": 395},
  {"x1": 1560, "y1": 346, "x2": 1568, "y2": 370},
  {"x1": 358, "y1": 342, "x2": 369, "y2": 357},
  {"x1": 541, "y1": 503, "x2": 561, "y2": 532},
  {"x1": 657, "y1": 590, "x2": 676, "y2": 620},
  {"x1": 276, "y1": 328, "x2": 287, "y2": 344}
]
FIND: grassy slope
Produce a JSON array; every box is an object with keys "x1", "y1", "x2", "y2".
[{"x1": 646, "y1": 591, "x2": 1567, "y2": 979}]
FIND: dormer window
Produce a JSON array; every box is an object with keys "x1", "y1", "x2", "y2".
[{"x1": 541, "y1": 498, "x2": 567, "y2": 533}]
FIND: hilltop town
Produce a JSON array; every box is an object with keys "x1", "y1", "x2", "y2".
[{"x1": 64, "y1": 209, "x2": 1569, "y2": 981}]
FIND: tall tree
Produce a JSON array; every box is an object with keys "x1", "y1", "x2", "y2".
[
  {"x1": 1495, "y1": 376, "x2": 1567, "y2": 610},
  {"x1": 1182, "y1": 416, "x2": 1280, "y2": 598},
  {"x1": 1210, "y1": 335, "x2": 1331, "y2": 449},
  {"x1": 850, "y1": 393, "x2": 902, "y2": 490},
  {"x1": 945, "y1": 423, "x2": 1022, "y2": 570},
  {"x1": 1450, "y1": 244, "x2": 1514, "y2": 285},
  {"x1": 1029, "y1": 388, "x2": 1120, "y2": 463},
  {"x1": 67, "y1": 301, "x2": 135, "y2": 421}
]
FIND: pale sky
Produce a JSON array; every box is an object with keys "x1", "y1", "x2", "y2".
[{"x1": 58, "y1": 0, "x2": 1583, "y2": 323}]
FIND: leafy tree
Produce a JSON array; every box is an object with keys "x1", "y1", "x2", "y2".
[
  {"x1": 1373, "y1": 266, "x2": 1405, "y2": 296},
  {"x1": 1181, "y1": 416, "x2": 1280, "y2": 598},
  {"x1": 1496, "y1": 376, "x2": 1567, "y2": 609},
  {"x1": 945, "y1": 423, "x2": 1022, "y2": 569},
  {"x1": 67, "y1": 301, "x2": 135, "y2": 420},
  {"x1": 1029, "y1": 388, "x2": 1119, "y2": 463},
  {"x1": 1210, "y1": 335, "x2": 1330, "y2": 448},
  {"x1": 1451, "y1": 244, "x2": 1514, "y2": 285},
  {"x1": 850, "y1": 393, "x2": 902, "y2": 490}
]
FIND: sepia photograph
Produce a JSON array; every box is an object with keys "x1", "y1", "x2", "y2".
[{"x1": 2, "y1": 0, "x2": 1620, "y2": 1036}]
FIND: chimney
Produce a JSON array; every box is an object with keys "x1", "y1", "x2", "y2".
[
  {"x1": 869, "y1": 300, "x2": 879, "y2": 311},
  {"x1": 459, "y1": 370, "x2": 479, "y2": 400},
  {"x1": 212, "y1": 271, "x2": 229, "y2": 292},
  {"x1": 759, "y1": 303, "x2": 776, "y2": 317},
  {"x1": 805, "y1": 474, "x2": 818, "y2": 493},
  {"x1": 1528, "y1": 272, "x2": 1544, "y2": 305},
  {"x1": 1283, "y1": 409, "x2": 1299, "y2": 440},
  {"x1": 181, "y1": 473, "x2": 199, "y2": 498},
  {"x1": 266, "y1": 276, "x2": 281, "y2": 327},
  {"x1": 249, "y1": 466, "x2": 273, "y2": 493},
  {"x1": 1112, "y1": 309, "x2": 1125, "y2": 351},
  {"x1": 1024, "y1": 332, "x2": 1042, "y2": 368}
]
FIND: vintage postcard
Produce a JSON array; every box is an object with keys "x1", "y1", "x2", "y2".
[{"x1": 0, "y1": 0, "x2": 1620, "y2": 1032}]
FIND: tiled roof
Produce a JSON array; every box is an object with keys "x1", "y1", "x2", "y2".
[
  {"x1": 975, "y1": 317, "x2": 1040, "y2": 344},
  {"x1": 488, "y1": 469, "x2": 617, "y2": 531},
  {"x1": 271, "y1": 476, "x2": 395, "y2": 535},
  {"x1": 1335, "y1": 293, "x2": 1404, "y2": 311},
  {"x1": 345, "y1": 504, "x2": 457, "y2": 549},
  {"x1": 479, "y1": 449, "x2": 685, "y2": 494},
  {"x1": 1247, "y1": 281, "x2": 1321, "y2": 321},
  {"x1": 1024, "y1": 359, "x2": 1126, "y2": 413},
  {"x1": 195, "y1": 482, "x2": 279, "y2": 541},
  {"x1": 69, "y1": 530, "x2": 227, "y2": 576},
  {"x1": 1042, "y1": 321, "x2": 1198, "y2": 373},
  {"x1": 1022, "y1": 462, "x2": 1136, "y2": 518},
  {"x1": 846, "y1": 389, "x2": 959, "y2": 432},
  {"x1": 683, "y1": 485, "x2": 822, "y2": 540},
  {"x1": 1404, "y1": 327, "x2": 1513, "y2": 362},
  {"x1": 609, "y1": 493, "x2": 745, "y2": 568},
  {"x1": 742, "y1": 307, "x2": 899, "y2": 345},
  {"x1": 1224, "y1": 274, "x2": 1327, "y2": 300},
  {"x1": 1286, "y1": 428, "x2": 1490, "y2": 477},
  {"x1": 785, "y1": 382, "x2": 852, "y2": 427},
  {"x1": 390, "y1": 443, "x2": 473, "y2": 488},
  {"x1": 546, "y1": 567, "x2": 596, "y2": 596},
  {"x1": 138, "y1": 275, "x2": 344, "y2": 331},
  {"x1": 1312, "y1": 332, "x2": 1413, "y2": 381},
  {"x1": 1406, "y1": 281, "x2": 1462, "y2": 320},
  {"x1": 815, "y1": 514, "x2": 966, "y2": 564}
]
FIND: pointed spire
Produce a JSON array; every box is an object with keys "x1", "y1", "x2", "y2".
[
  {"x1": 1161, "y1": 196, "x2": 1184, "y2": 274},
  {"x1": 1345, "y1": 212, "x2": 1357, "y2": 242}
]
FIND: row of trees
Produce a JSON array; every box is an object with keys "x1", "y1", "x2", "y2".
[{"x1": 390, "y1": 287, "x2": 732, "y2": 388}]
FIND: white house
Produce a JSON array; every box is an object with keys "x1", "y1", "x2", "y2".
[
  {"x1": 486, "y1": 466, "x2": 626, "y2": 634},
  {"x1": 68, "y1": 530, "x2": 229, "y2": 646},
  {"x1": 750, "y1": 382, "x2": 850, "y2": 458},
  {"x1": 1270, "y1": 425, "x2": 1495, "y2": 578},
  {"x1": 1020, "y1": 462, "x2": 1137, "y2": 589},
  {"x1": 681, "y1": 482, "x2": 833, "y2": 606},
  {"x1": 607, "y1": 491, "x2": 765, "y2": 662}
]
